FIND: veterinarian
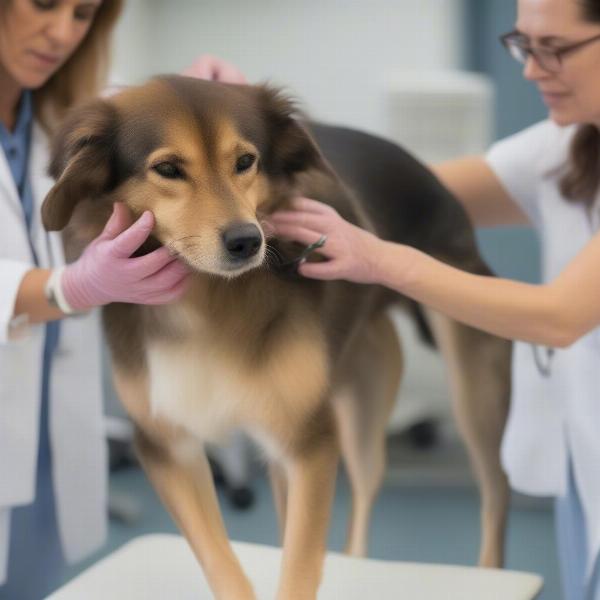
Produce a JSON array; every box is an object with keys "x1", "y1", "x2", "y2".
[
  {"x1": 268, "y1": 0, "x2": 600, "y2": 598},
  {"x1": 0, "y1": 1, "x2": 246, "y2": 598}
]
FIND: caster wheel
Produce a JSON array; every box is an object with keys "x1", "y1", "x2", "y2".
[
  {"x1": 407, "y1": 420, "x2": 439, "y2": 450},
  {"x1": 209, "y1": 458, "x2": 226, "y2": 486},
  {"x1": 108, "y1": 439, "x2": 137, "y2": 472},
  {"x1": 228, "y1": 487, "x2": 255, "y2": 510}
]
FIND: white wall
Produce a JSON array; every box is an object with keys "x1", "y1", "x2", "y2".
[
  {"x1": 111, "y1": 0, "x2": 154, "y2": 85},
  {"x1": 112, "y1": 0, "x2": 466, "y2": 137}
]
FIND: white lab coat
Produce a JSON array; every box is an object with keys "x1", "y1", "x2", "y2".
[
  {"x1": 0, "y1": 122, "x2": 107, "y2": 584},
  {"x1": 487, "y1": 119, "x2": 600, "y2": 579}
]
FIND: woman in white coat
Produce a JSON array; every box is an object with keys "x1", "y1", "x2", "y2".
[
  {"x1": 0, "y1": 1, "x2": 246, "y2": 598},
  {"x1": 268, "y1": 1, "x2": 600, "y2": 599}
]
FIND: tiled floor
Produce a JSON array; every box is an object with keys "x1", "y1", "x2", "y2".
[{"x1": 59, "y1": 426, "x2": 560, "y2": 599}]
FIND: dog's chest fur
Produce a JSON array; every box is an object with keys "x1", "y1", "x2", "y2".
[{"x1": 139, "y1": 290, "x2": 330, "y2": 453}]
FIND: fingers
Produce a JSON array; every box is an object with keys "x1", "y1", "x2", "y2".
[
  {"x1": 269, "y1": 222, "x2": 332, "y2": 254},
  {"x1": 144, "y1": 273, "x2": 190, "y2": 304},
  {"x1": 182, "y1": 63, "x2": 211, "y2": 79},
  {"x1": 181, "y1": 54, "x2": 215, "y2": 78},
  {"x1": 297, "y1": 259, "x2": 340, "y2": 281},
  {"x1": 182, "y1": 55, "x2": 247, "y2": 84},
  {"x1": 162, "y1": 275, "x2": 190, "y2": 302},
  {"x1": 219, "y1": 64, "x2": 247, "y2": 84},
  {"x1": 269, "y1": 198, "x2": 339, "y2": 235},
  {"x1": 269, "y1": 210, "x2": 331, "y2": 233},
  {"x1": 289, "y1": 197, "x2": 336, "y2": 215},
  {"x1": 129, "y1": 246, "x2": 181, "y2": 278},
  {"x1": 100, "y1": 203, "x2": 135, "y2": 240},
  {"x1": 131, "y1": 257, "x2": 189, "y2": 305},
  {"x1": 143, "y1": 256, "x2": 190, "y2": 288},
  {"x1": 109, "y1": 211, "x2": 155, "y2": 258},
  {"x1": 260, "y1": 218, "x2": 276, "y2": 239}
]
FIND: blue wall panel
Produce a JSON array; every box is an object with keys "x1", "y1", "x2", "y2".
[{"x1": 465, "y1": 0, "x2": 547, "y2": 283}]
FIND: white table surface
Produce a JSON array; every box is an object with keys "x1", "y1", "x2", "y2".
[{"x1": 47, "y1": 534, "x2": 543, "y2": 600}]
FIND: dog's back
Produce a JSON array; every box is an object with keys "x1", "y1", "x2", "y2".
[{"x1": 307, "y1": 122, "x2": 489, "y2": 275}]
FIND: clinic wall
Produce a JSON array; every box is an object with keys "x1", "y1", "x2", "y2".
[
  {"x1": 466, "y1": 0, "x2": 546, "y2": 284},
  {"x1": 465, "y1": 0, "x2": 546, "y2": 140},
  {"x1": 111, "y1": 0, "x2": 466, "y2": 138},
  {"x1": 112, "y1": 0, "x2": 154, "y2": 85}
]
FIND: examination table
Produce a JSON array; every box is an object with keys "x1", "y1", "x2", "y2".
[{"x1": 46, "y1": 533, "x2": 543, "y2": 599}]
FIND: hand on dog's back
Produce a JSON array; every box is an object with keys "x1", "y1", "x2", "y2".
[{"x1": 182, "y1": 54, "x2": 247, "y2": 85}]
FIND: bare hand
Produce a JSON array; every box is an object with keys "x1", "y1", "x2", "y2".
[{"x1": 267, "y1": 197, "x2": 383, "y2": 283}]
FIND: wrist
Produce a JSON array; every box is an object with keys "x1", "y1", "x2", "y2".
[
  {"x1": 61, "y1": 264, "x2": 97, "y2": 312},
  {"x1": 358, "y1": 232, "x2": 386, "y2": 284},
  {"x1": 45, "y1": 267, "x2": 80, "y2": 314},
  {"x1": 376, "y1": 241, "x2": 421, "y2": 293},
  {"x1": 364, "y1": 235, "x2": 395, "y2": 285}
]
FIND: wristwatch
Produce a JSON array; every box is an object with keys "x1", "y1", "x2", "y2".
[{"x1": 44, "y1": 267, "x2": 78, "y2": 315}]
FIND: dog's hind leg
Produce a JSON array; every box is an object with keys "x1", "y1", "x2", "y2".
[
  {"x1": 333, "y1": 312, "x2": 402, "y2": 557},
  {"x1": 422, "y1": 308, "x2": 511, "y2": 568},
  {"x1": 268, "y1": 462, "x2": 288, "y2": 543},
  {"x1": 275, "y1": 409, "x2": 339, "y2": 600},
  {"x1": 113, "y1": 371, "x2": 256, "y2": 600}
]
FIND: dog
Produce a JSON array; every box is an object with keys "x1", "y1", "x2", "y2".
[{"x1": 41, "y1": 75, "x2": 511, "y2": 600}]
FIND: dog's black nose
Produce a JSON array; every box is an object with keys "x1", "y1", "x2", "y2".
[{"x1": 222, "y1": 223, "x2": 262, "y2": 260}]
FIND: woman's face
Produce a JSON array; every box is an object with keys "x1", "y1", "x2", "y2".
[
  {"x1": 0, "y1": 0, "x2": 101, "y2": 90},
  {"x1": 517, "y1": 0, "x2": 600, "y2": 126}
]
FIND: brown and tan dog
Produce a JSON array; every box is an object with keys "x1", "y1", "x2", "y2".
[{"x1": 42, "y1": 76, "x2": 511, "y2": 600}]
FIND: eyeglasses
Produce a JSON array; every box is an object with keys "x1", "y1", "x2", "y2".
[{"x1": 500, "y1": 30, "x2": 600, "y2": 73}]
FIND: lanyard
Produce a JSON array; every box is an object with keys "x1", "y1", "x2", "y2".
[{"x1": 532, "y1": 344, "x2": 555, "y2": 377}]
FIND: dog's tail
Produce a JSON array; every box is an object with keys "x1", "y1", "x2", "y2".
[
  {"x1": 408, "y1": 301, "x2": 436, "y2": 348},
  {"x1": 406, "y1": 254, "x2": 497, "y2": 350}
]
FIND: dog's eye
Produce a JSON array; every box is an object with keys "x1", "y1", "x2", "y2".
[
  {"x1": 236, "y1": 153, "x2": 256, "y2": 173},
  {"x1": 152, "y1": 162, "x2": 184, "y2": 179}
]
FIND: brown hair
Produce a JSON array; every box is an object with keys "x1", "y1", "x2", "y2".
[
  {"x1": 560, "y1": 1, "x2": 600, "y2": 205},
  {"x1": 1, "y1": 0, "x2": 124, "y2": 131}
]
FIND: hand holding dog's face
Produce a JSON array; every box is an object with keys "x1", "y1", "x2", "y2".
[{"x1": 42, "y1": 76, "x2": 325, "y2": 278}]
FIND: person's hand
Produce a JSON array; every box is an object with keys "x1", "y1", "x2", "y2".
[
  {"x1": 182, "y1": 54, "x2": 247, "y2": 84},
  {"x1": 61, "y1": 203, "x2": 190, "y2": 311},
  {"x1": 266, "y1": 197, "x2": 384, "y2": 284}
]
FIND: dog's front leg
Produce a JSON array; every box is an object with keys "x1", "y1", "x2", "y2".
[
  {"x1": 136, "y1": 435, "x2": 257, "y2": 600},
  {"x1": 275, "y1": 422, "x2": 339, "y2": 600}
]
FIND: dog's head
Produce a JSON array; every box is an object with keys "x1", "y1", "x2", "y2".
[{"x1": 42, "y1": 76, "x2": 326, "y2": 277}]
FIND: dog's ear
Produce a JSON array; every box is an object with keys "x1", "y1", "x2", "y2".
[
  {"x1": 255, "y1": 86, "x2": 327, "y2": 178},
  {"x1": 42, "y1": 99, "x2": 118, "y2": 231}
]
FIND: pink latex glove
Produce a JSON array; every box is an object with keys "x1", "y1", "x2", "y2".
[
  {"x1": 182, "y1": 54, "x2": 247, "y2": 84},
  {"x1": 61, "y1": 203, "x2": 190, "y2": 310}
]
